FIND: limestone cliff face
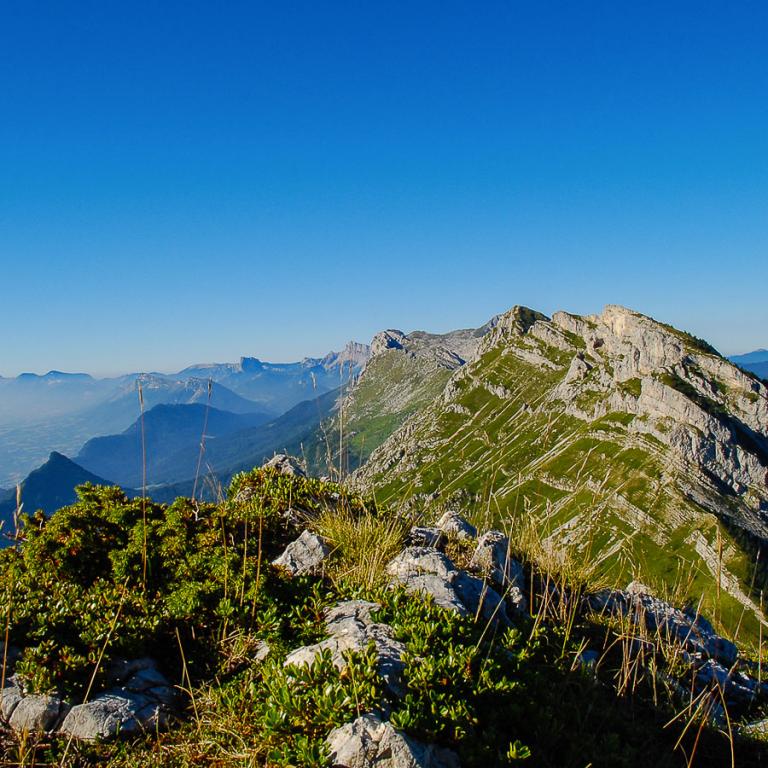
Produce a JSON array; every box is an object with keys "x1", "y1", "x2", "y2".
[
  {"x1": 544, "y1": 306, "x2": 768, "y2": 510},
  {"x1": 354, "y1": 304, "x2": 768, "y2": 637}
]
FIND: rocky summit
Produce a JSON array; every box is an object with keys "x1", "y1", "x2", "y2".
[{"x1": 355, "y1": 305, "x2": 768, "y2": 640}]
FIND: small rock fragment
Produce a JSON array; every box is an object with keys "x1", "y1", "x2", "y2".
[
  {"x1": 273, "y1": 529, "x2": 330, "y2": 576},
  {"x1": 436, "y1": 511, "x2": 477, "y2": 540}
]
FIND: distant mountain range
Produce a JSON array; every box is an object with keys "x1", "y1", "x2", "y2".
[
  {"x1": 1, "y1": 385, "x2": 343, "y2": 543},
  {"x1": 728, "y1": 349, "x2": 768, "y2": 380},
  {"x1": 0, "y1": 342, "x2": 369, "y2": 486},
  {"x1": 173, "y1": 341, "x2": 370, "y2": 413},
  {"x1": 75, "y1": 403, "x2": 271, "y2": 488},
  {"x1": 730, "y1": 348, "x2": 768, "y2": 365}
]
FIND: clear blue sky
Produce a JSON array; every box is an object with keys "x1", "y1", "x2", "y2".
[{"x1": 1, "y1": 1, "x2": 766, "y2": 376}]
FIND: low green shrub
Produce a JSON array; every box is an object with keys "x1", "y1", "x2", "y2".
[{"x1": 0, "y1": 468, "x2": 363, "y2": 697}]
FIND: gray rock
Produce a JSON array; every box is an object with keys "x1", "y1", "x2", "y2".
[
  {"x1": 386, "y1": 547, "x2": 509, "y2": 625},
  {"x1": 124, "y1": 665, "x2": 170, "y2": 692},
  {"x1": 387, "y1": 548, "x2": 456, "y2": 582},
  {"x1": 386, "y1": 548, "x2": 468, "y2": 615},
  {"x1": 587, "y1": 587, "x2": 738, "y2": 665},
  {"x1": 376, "y1": 721, "x2": 460, "y2": 768},
  {"x1": 689, "y1": 656, "x2": 767, "y2": 705},
  {"x1": 59, "y1": 690, "x2": 167, "y2": 741},
  {"x1": 401, "y1": 573, "x2": 470, "y2": 616},
  {"x1": 453, "y1": 572, "x2": 511, "y2": 626},
  {"x1": 563, "y1": 354, "x2": 591, "y2": 384},
  {"x1": 408, "y1": 526, "x2": 445, "y2": 549},
  {"x1": 263, "y1": 453, "x2": 306, "y2": 477},
  {"x1": 436, "y1": 511, "x2": 477, "y2": 540},
  {"x1": 327, "y1": 714, "x2": 460, "y2": 768},
  {"x1": 328, "y1": 713, "x2": 386, "y2": 768},
  {"x1": 9, "y1": 694, "x2": 66, "y2": 733},
  {"x1": 285, "y1": 601, "x2": 406, "y2": 697},
  {"x1": 0, "y1": 683, "x2": 23, "y2": 721},
  {"x1": 272, "y1": 529, "x2": 330, "y2": 576},
  {"x1": 106, "y1": 657, "x2": 157, "y2": 685},
  {"x1": 145, "y1": 685, "x2": 179, "y2": 708},
  {"x1": 468, "y1": 531, "x2": 527, "y2": 613}
]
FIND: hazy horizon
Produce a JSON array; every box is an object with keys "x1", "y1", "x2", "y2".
[{"x1": 2, "y1": 299, "x2": 765, "y2": 380}]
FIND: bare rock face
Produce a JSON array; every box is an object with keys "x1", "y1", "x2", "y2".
[
  {"x1": 272, "y1": 529, "x2": 330, "y2": 576},
  {"x1": 284, "y1": 601, "x2": 406, "y2": 697},
  {"x1": 551, "y1": 305, "x2": 768, "y2": 507},
  {"x1": 371, "y1": 330, "x2": 408, "y2": 357},
  {"x1": 327, "y1": 713, "x2": 460, "y2": 768}
]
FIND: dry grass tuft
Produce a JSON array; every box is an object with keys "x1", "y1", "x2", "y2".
[{"x1": 313, "y1": 505, "x2": 409, "y2": 590}]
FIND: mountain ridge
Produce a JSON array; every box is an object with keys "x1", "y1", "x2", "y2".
[{"x1": 354, "y1": 304, "x2": 768, "y2": 640}]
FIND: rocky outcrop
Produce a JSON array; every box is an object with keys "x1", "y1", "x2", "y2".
[
  {"x1": 386, "y1": 547, "x2": 511, "y2": 627},
  {"x1": 371, "y1": 330, "x2": 408, "y2": 357},
  {"x1": 586, "y1": 582, "x2": 768, "y2": 713},
  {"x1": 589, "y1": 585, "x2": 738, "y2": 665}
]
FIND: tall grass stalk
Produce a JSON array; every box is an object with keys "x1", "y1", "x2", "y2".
[
  {"x1": 192, "y1": 378, "x2": 213, "y2": 502},
  {"x1": 138, "y1": 380, "x2": 148, "y2": 590}
]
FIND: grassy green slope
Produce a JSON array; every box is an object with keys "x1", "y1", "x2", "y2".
[
  {"x1": 336, "y1": 350, "x2": 455, "y2": 472},
  {"x1": 357, "y1": 311, "x2": 768, "y2": 644},
  {"x1": 304, "y1": 327, "x2": 489, "y2": 477}
]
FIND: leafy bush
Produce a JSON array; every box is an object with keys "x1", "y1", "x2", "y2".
[
  {"x1": 0, "y1": 468, "x2": 365, "y2": 696},
  {"x1": 1, "y1": 471, "x2": 762, "y2": 768}
]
